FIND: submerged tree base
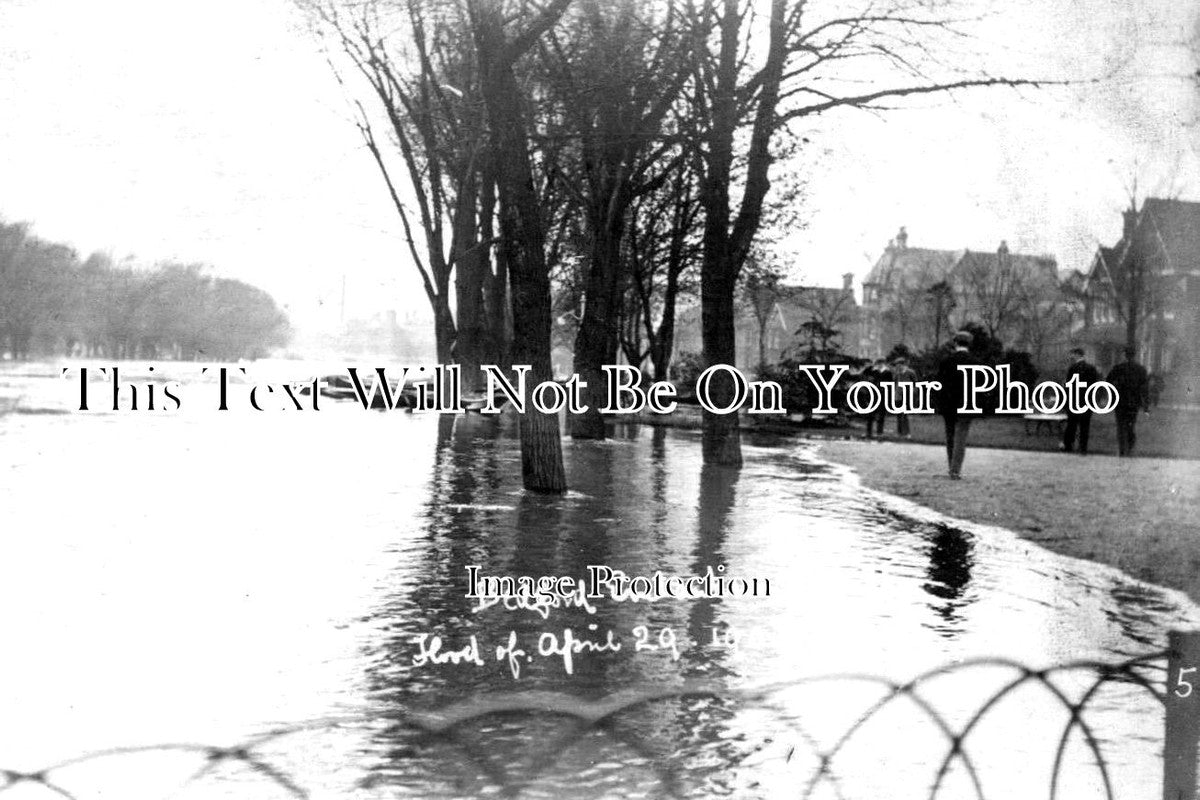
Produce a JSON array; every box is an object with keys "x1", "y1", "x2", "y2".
[
  {"x1": 702, "y1": 411, "x2": 744, "y2": 468},
  {"x1": 520, "y1": 411, "x2": 568, "y2": 493}
]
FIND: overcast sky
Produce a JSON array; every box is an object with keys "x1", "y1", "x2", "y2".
[{"x1": 0, "y1": 0, "x2": 1196, "y2": 332}]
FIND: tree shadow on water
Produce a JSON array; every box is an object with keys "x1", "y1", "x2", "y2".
[{"x1": 921, "y1": 523, "x2": 977, "y2": 637}]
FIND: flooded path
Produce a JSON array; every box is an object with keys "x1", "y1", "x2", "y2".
[{"x1": 0, "y1": 364, "x2": 1195, "y2": 798}]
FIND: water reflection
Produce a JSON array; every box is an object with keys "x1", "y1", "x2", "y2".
[
  {"x1": 921, "y1": 523, "x2": 977, "y2": 636},
  {"x1": 343, "y1": 421, "x2": 1198, "y2": 798},
  {"x1": 0, "y1": 371, "x2": 1197, "y2": 799},
  {"x1": 685, "y1": 464, "x2": 738, "y2": 678}
]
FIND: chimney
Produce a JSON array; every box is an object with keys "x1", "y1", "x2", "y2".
[
  {"x1": 842, "y1": 272, "x2": 854, "y2": 292},
  {"x1": 896, "y1": 226, "x2": 908, "y2": 250},
  {"x1": 1122, "y1": 208, "x2": 1137, "y2": 243}
]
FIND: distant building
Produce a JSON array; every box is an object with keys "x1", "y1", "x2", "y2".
[
  {"x1": 673, "y1": 274, "x2": 860, "y2": 371},
  {"x1": 297, "y1": 309, "x2": 437, "y2": 362},
  {"x1": 1079, "y1": 197, "x2": 1200, "y2": 378},
  {"x1": 859, "y1": 227, "x2": 960, "y2": 359},
  {"x1": 858, "y1": 227, "x2": 1066, "y2": 367}
]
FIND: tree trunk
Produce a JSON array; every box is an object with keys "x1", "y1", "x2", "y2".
[
  {"x1": 695, "y1": 0, "x2": 787, "y2": 466},
  {"x1": 571, "y1": 218, "x2": 624, "y2": 439},
  {"x1": 432, "y1": 293, "x2": 456, "y2": 364},
  {"x1": 651, "y1": 274, "x2": 678, "y2": 383},
  {"x1": 452, "y1": 175, "x2": 487, "y2": 391},
  {"x1": 479, "y1": 169, "x2": 512, "y2": 369},
  {"x1": 701, "y1": 260, "x2": 743, "y2": 466},
  {"x1": 757, "y1": 320, "x2": 767, "y2": 371},
  {"x1": 476, "y1": 8, "x2": 567, "y2": 493},
  {"x1": 1125, "y1": 267, "x2": 1140, "y2": 352},
  {"x1": 649, "y1": 208, "x2": 686, "y2": 383}
]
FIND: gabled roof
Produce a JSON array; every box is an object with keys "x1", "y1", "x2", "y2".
[
  {"x1": 953, "y1": 250, "x2": 1059, "y2": 289},
  {"x1": 771, "y1": 285, "x2": 857, "y2": 333},
  {"x1": 863, "y1": 245, "x2": 960, "y2": 288},
  {"x1": 865, "y1": 236, "x2": 1057, "y2": 294},
  {"x1": 1138, "y1": 198, "x2": 1200, "y2": 274},
  {"x1": 1087, "y1": 198, "x2": 1200, "y2": 286},
  {"x1": 1085, "y1": 245, "x2": 1119, "y2": 288},
  {"x1": 778, "y1": 285, "x2": 855, "y2": 306}
]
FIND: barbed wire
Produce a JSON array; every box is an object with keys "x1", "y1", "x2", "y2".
[{"x1": 0, "y1": 649, "x2": 1172, "y2": 800}]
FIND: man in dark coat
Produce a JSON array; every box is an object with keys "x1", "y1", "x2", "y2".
[
  {"x1": 891, "y1": 356, "x2": 917, "y2": 438},
  {"x1": 862, "y1": 358, "x2": 892, "y2": 439},
  {"x1": 935, "y1": 331, "x2": 982, "y2": 479},
  {"x1": 1062, "y1": 347, "x2": 1101, "y2": 455},
  {"x1": 1106, "y1": 346, "x2": 1150, "y2": 456}
]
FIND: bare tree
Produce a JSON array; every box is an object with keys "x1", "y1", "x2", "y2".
[
  {"x1": 623, "y1": 150, "x2": 703, "y2": 381},
  {"x1": 794, "y1": 285, "x2": 856, "y2": 344},
  {"x1": 470, "y1": 0, "x2": 572, "y2": 492},
  {"x1": 953, "y1": 244, "x2": 1027, "y2": 341},
  {"x1": 682, "y1": 0, "x2": 1054, "y2": 465},
  {"x1": 309, "y1": 0, "x2": 507, "y2": 381},
  {"x1": 737, "y1": 249, "x2": 785, "y2": 370},
  {"x1": 536, "y1": 0, "x2": 692, "y2": 438},
  {"x1": 1016, "y1": 283, "x2": 1074, "y2": 369},
  {"x1": 1092, "y1": 201, "x2": 1170, "y2": 355},
  {"x1": 309, "y1": 0, "x2": 568, "y2": 491},
  {"x1": 925, "y1": 280, "x2": 956, "y2": 350}
]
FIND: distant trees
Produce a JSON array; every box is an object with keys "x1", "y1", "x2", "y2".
[
  {"x1": 737, "y1": 250, "x2": 785, "y2": 371},
  {"x1": 619, "y1": 156, "x2": 703, "y2": 381},
  {"x1": 794, "y1": 286, "x2": 856, "y2": 350},
  {"x1": 954, "y1": 245, "x2": 1026, "y2": 341},
  {"x1": 312, "y1": 0, "x2": 509, "y2": 379},
  {"x1": 925, "y1": 280, "x2": 956, "y2": 350},
  {"x1": 795, "y1": 319, "x2": 841, "y2": 361},
  {"x1": 0, "y1": 220, "x2": 289, "y2": 361},
  {"x1": 1014, "y1": 281, "x2": 1075, "y2": 369},
  {"x1": 1102, "y1": 210, "x2": 1170, "y2": 355}
]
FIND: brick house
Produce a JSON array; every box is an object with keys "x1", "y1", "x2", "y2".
[
  {"x1": 1079, "y1": 197, "x2": 1200, "y2": 384},
  {"x1": 673, "y1": 274, "x2": 860, "y2": 372},
  {"x1": 858, "y1": 228, "x2": 1066, "y2": 367}
]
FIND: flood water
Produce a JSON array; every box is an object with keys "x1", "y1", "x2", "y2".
[{"x1": 0, "y1": 362, "x2": 1195, "y2": 799}]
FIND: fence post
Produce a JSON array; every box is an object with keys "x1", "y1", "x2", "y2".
[{"x1": 1165, "y1": 629, "x2": 1200, "y2": 800}]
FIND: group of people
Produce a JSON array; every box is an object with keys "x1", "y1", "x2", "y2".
[
  {"x1": 858, "y1": 333, "x2": 1153, "y2": 480},
  {"x1": 1062, "y1": 345, "x2": 1151, "y2": 458},
  {"x1": 859, "y1": 356, "x2": 917, "y2": 439}
]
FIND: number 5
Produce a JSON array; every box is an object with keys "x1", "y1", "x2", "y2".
[{"x1": 1175, "y1": 667, "x2": 1196, "y2": 698}]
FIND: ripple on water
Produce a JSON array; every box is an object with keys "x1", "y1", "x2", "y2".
[{"x1": 0, "y1": 372, "x2": 1194, "y2": 798}]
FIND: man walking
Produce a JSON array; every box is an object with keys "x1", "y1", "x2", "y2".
[
  {"x1": 1106, "y1": 346, "x2": 1150, "y2": 456},
  {"x1": 863, "y1": 358, "x2": 892, "y2": 439},
  {"x1": 935, "y1": 331, "x2": 981, "y2": 479},
  {"x1": 892, "y1": 356, "x2": 917, "y2": 438},
  {"x1": 1062, "y1": 347, "x2": 1100, "y2": 455}
]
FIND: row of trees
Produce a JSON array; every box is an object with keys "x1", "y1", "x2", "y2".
[
  {"x1": 306, "y1": 0, "x2": 1047, "y2": 491},
  {"x1": 738, "y1": 248, "x2": 859, "y2": 368},
  {"x1": 880, "y1": 269, "x2": 1077, "y2": 372},
  {"x1": 0, "y1": 220, "x2": 290, "y2": 362}
]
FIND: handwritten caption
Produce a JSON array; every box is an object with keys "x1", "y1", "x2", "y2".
[{"x1": 411, "y1": 625, "x2": 743, "y2": 679}]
